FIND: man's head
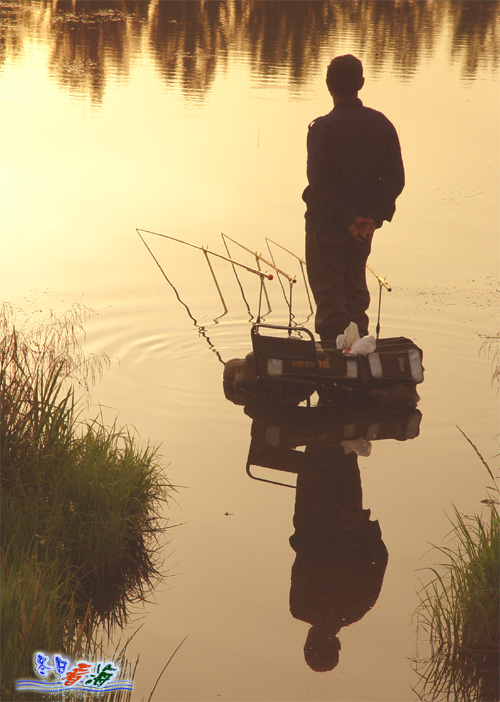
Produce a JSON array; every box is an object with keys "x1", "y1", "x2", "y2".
[
  {"x1": 304, "y1": 625, "x2": 341, "y2": 672},
  {"x1": 326, "y1": 54, "x2": 364, "y2": 99}
]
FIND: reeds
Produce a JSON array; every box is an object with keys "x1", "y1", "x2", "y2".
[
  {"x1": 1, "y1": 305, "x2": 171, "y2": 699},
  {"x1": 480, "y1": 333, "x2": 500, "y2": 391},
  {"x1": 413, "y1": 434, "x2": 499, "y2": 702}
]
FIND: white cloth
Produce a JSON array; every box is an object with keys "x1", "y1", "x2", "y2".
[
  {"x1": 336, "y1": 322, "x2": 376, "y2": 356},
  {"x1": 349, "y1": 335, "x2": 376, "y2": 356}
]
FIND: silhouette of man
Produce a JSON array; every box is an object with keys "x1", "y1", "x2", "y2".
[
  {"x1": 289, "y1": 443, "x2": 388, "y2": 672},
  {"x1": 303, "y1": 54, "x2": 405, "y2": 346}
]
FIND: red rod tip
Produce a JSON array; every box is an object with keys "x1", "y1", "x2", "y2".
[{"x1": 267, "y1": 274, "x2": 274, "y2": 280}]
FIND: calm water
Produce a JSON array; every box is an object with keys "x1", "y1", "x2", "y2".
[{"x1": 1, "y1": 2, "x2": 499, "y2": 701}]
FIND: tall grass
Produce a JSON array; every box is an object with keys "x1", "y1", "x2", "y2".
[
  {"x1": 480, "y1": 333, "x2": 500, "y2": 391},
  {"x1": 1, "y1": 305, "x2": 171, "y2": 700},
  {"x1": 413, "y1": 434, "x2": 499, "y2": 702}
]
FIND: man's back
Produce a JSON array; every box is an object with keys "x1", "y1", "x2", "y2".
[
  {"x1": 304, "y1": 97, "x2": 404, "y2": 233},
  {"x1": 303, "y1": 54, "x2": 405, "y2": 342}
]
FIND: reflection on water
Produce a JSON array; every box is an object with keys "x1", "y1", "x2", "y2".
[
  {"x1": 137, "y1": 228, "x2": 228, "y2": 364},
  {"x1": 290, "y1": 445, "x2": 388, "y2": 673},
  {"x1": 48, "y1": 2, "x2": 147, "y2": 105},
  {"x1": 241, "y1": 401, "x2": 421, "y2": 671},
  {"x1": 413, "y1": 644, "x2": 500, "y2": 702},
  {"x1": 1, "y1": 1, "x2": 498, "y2": 698},
  {"x1": 2, "y1": 0, "x2": 498, "y2": 104}
]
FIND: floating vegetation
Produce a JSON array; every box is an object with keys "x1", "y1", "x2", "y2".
[
  {"x1": 0, "y1": 304, "x2": 172, "y2": 699},
  {"x1": 413, "y1": 432, "x2": 499, "y2": 702}
]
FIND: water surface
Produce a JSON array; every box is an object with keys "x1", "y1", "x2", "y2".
[{"x1": 1, "y1": 2, "x2": 499, "y2": 700}]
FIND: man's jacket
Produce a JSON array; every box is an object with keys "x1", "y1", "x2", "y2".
[{"x1": 303, "y1": 97, "x2": 405, "y2": 232}]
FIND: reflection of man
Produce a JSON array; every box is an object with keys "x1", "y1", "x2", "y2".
[
  {"x1": 303, "y1": 54, "x2": 405, "y2": 346},
  {"x1": 289, "y1": 443, "x2": 388, "y2": 672}
]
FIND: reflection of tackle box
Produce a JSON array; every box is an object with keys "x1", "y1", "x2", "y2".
[
  {"x1": 251, "y1": 325, "x2": 424, "y2": 385},
  {"x1": 249, "y1": 405, "x2": 423, "y2": 449},
  {"x1": 245, "y1": 403, "x2": 422, "y2": 486}
]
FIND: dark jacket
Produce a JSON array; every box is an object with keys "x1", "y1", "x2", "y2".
[{"x1": 303, "y1": 97, "x2": 405, "y2": 232}]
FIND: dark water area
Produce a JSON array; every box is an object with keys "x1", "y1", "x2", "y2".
[{"x1": 1, "y1": 1, "x2": 499, "y2": 700}]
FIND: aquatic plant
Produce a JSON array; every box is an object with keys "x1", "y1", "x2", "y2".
[
  {"x1": 480, "y1": 333, "x2": 500, "y2": 391},
  {"x1": 413, "y1": 433, "x2": 499, "y2": 702},
  {"x1": 0, "y1": 304, "x2": 171, "y2": 699}
]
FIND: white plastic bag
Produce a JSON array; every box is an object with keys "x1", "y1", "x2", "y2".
[
  {"x1": 349, "y1": 335, "x2": 376, "y2": 356},
  {"x1": 335, "y1": 322, "x2": 375, "y2": 356},
  {"x1": 344, "y1": 321, "x2": 360, "y2": 347},
  {"x1": 336, "y1": 321, "x2": 360, "y2": 351}
]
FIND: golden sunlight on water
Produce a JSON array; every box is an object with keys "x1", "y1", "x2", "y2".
[{"x1": 1, "y1": 2, "x2": 499, "y2": 701}]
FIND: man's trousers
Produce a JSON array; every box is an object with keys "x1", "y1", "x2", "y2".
[{"x1": 305, "y1": 225, "x2": 372, "y2": 342}]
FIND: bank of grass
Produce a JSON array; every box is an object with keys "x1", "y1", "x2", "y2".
[
  {"x1": 0, "y1": 305, "x2": 171, "y2": 699},
  {"x1": 414, "y1": 434, "x2": 499, "y2": 702}
]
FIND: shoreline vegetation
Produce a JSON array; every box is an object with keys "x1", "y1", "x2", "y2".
[
  {"x1": 413, "y1": 433, "x2": 499, "y2": 702},
  {"x1": 0, "y1": 305, "x2": 172, "y2": 700},
  {"x1": 481, "y1": 333, "x2": 500, "y2": 391}
]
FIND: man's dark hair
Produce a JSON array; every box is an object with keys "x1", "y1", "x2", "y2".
[
  {"x1": 303, "y1": 626, "x2": 341, "y2": 672},
  {"x1": 326, "y1": 54, "x2": 364, "y2": 96}
]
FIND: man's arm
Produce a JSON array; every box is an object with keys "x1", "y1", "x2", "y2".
[{"x1": 367, "y1": 126, "x2": 405, "y2": 226}]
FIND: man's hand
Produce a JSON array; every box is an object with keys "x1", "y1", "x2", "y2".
[{"x1": 347, "y1": 217, "x2": 377, "y2": 242}]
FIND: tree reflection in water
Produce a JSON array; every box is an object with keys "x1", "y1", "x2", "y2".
[{"x1": 1, "y1": 1, "x2": 498, "y2": 103}]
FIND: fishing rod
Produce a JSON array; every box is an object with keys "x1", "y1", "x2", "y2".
[
  {"x1": 136, "y1": 228, "x2": 225, "y2": 362},
  {"x1": 263, "y1": 239, "x2": 295, "y2": 324},
  {"x1": 365, "y1": 264, "x2": 392, "y2": 292},
  {"x1": 263, "y1": 239, "x2": 391, "y2": 339},
  {"x1": 365, "y1": 264, "x2": 392, "y2": 339},
  {"x1": 137, "y1": 228, "x2": 275, "y2": 322},
  {"x1": 221, "y1": 232, "x2": 298, "y2": 330},
  {"x1": 137, "y1": 229, "x2": 274, "y2": 280},
  {"x1": 220, "y1": 233, "x2": 296, "y2": 284},
  {"x1": 221, "y1": 233, "x2": 271, "y2": 321},
  {"x1": 138, "y1": 227, "x2": 391, "y2": 339},
  {"x1": 265, "y1": 237, "x2": 314, "y2": 316}
]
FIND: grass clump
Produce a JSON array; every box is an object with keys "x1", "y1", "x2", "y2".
[
  {"x1": 0, "y1": 304, "x2": 171, "y2": 699},
  {"x1": 413, "y1": 432, "x2": 499, "y2": 702},
  {"x1": 480, "y1": 333, "x2": 500, "y2": 391}
]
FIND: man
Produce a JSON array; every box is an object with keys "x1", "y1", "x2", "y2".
[{"x1": 303, "y1": 54, "x2": 405, "y2": 346}]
